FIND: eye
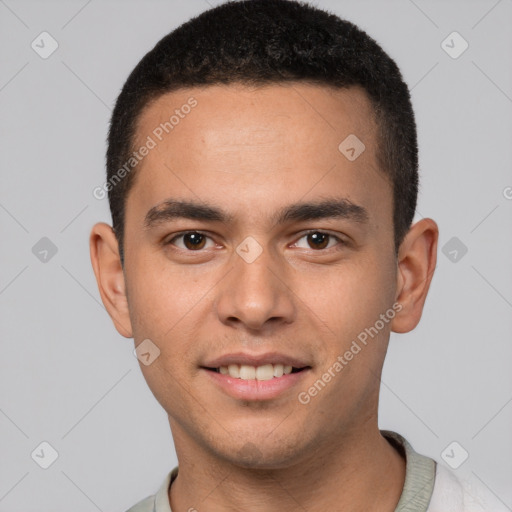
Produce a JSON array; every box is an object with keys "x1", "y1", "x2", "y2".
[
  {"x1": 167, "y1": 231, "x2": 216, "y2": 251},
  {"x1": 293, "y1": 231, "x2": 345, "y2": 250}
]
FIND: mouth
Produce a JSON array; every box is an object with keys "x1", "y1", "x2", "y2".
[
  {"x1": 203, "y1": 363, "x2": 310, "y2": 381},
  {"x1": 200, "y1": 355, "x2": 312, "y2": 401}
]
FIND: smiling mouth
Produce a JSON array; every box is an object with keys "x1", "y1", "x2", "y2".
[{"x1": 203, "y1": 363, "x2": 310, "y2": 381}]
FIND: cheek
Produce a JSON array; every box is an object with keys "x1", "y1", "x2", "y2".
[
  {"x1": 126, "y1": 255, "x2": 208, "y2": 341},
  {"x1": 129, "y1": 269, "x2": 206, "y2": 412},
  {"x1": 296, "y1": 255, "x2": 396, "y2": 344},
  {"x1": 139, "y1": 358, "x2": 199, "y2": 425},
  {"x1": 296, "y1": 259, "x2": 397, "y2": 414}
]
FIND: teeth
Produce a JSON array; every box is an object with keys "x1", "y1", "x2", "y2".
[
  {"x1": 255, "y1": 364, "x2": 274, "y2": 381},
  {"x1": 273, "y1": 364, "x2": 284, "y2": 378},
  {"x1": 228, "y1": 364, "x2": 240, "y2": 378},
  {"x1": 239, "y1": 365, "x2": 256, "y2": 379},
  {"x1": 218, "y1": 363, "x2": 299, "y2": 380}
]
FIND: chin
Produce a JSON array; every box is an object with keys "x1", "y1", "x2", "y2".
[{"x1": 214, "y1": 432, "x2": 309, "y2": 470}]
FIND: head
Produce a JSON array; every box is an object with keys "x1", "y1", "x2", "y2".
[{"x1": 90, "y1": 0, "x2": 437, "y2": 468}]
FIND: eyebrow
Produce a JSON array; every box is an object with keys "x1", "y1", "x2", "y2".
[{"x1": 144, "y1": 197, "x2": 369, "y2": 230}]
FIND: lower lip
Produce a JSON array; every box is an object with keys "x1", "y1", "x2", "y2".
[{"x1": 202, "y1": 368, "x2": 309, "y2": 401}]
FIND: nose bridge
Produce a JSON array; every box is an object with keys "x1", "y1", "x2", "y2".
[{"x1": 215, "y1": 239, "x2": 295, "y2": 330}]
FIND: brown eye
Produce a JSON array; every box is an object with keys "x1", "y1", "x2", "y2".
[
  {"x1": 307, "y1": 232, "x2": 329, "y2": 249},
  {"x1": 168, "y1": 231, "x2": 213, "y2": 251},
  {"x1": 293, "y1": 231, "x2": 344, "y2": 251},
  {"x1": 183, "y1": 232, "x2": 206, "y2": 250}
]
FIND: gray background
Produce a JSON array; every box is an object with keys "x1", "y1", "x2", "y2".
[{"x1": 1, "y1": 0, "x2": 511, "y2": 510}]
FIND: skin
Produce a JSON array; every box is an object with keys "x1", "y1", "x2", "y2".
[{"x1": 90, "y1": 83, "x2": 438, "y2": 511}]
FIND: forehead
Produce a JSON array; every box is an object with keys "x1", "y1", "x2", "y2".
[
  {"x1": 127, "y1": 82, "x2": 390, "y2": 233},
  {"x1": 135, "y1": 82, "x2": 377, "y2": 155}
]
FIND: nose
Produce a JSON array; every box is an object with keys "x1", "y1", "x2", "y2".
[{"x1": 215, "y1": 244, "x2": 296, "y2": 332}]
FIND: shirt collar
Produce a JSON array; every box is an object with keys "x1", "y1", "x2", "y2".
[
  {"x1": 153, "y1": 466, "x2": 177, "y2": 512},
  {"x1": 381, "y1": 430, "x2": 436, "y2": 511}
]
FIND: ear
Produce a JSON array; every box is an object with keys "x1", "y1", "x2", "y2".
[
  {"x1": 391, "y1": 218, "x2": 438, "y2": 333},
  {"x1": 89, "y1": 222, "x2": 133, "y2": 338}
]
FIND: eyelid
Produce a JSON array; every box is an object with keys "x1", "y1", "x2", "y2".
[
  {"x1": 291, "y1": 229, "x2": 347, "y2": 249},
  {"x1": 165, "y1": 229, "x2": 347, "y2": 251},
  {"x1": 165, "y1": 230, "x2": 217, "y2": 249}
]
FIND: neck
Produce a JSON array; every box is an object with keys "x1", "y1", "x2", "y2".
[{"x1": 168, "y1": 421, "x2": 406, "y2": 512}]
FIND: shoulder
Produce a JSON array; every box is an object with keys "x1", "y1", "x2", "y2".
[
  {"x1": 428, "y1": 464, "x2": 509, "y2": 512},
  {"x1": 125, "y1": 494, "x2": 155, "y2": 512},
  {"x1": 124, "y1": 467, "x2": 177, "y2": 512}
]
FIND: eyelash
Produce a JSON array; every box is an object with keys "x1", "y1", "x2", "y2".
[{"x1": 165, "y1": 230, "x2": 347, "y2": 252}]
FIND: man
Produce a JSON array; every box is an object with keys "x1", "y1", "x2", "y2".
[{"x1": 89, "y1": 0, "x2": 504, "y2": 510}]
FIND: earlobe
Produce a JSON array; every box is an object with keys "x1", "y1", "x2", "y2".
[
  {"x1": 89, "y1": 222, "x2": 133, "y2": 338},
  {"x1": 391, "y1": 218, "x2": 438, "y2": 334}
]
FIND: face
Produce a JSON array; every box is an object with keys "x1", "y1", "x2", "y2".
[{"x1": 108, "y1": 83, "x2": 402, "y2": 466}]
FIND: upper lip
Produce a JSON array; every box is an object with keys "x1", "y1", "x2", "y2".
[{"x1": 202, "y1": 352, "x2": 310, "y2": 369}]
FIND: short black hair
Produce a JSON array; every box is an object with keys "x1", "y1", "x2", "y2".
[{"x1": 106, "y1": 0, "x2": 418, "y2": 266}]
